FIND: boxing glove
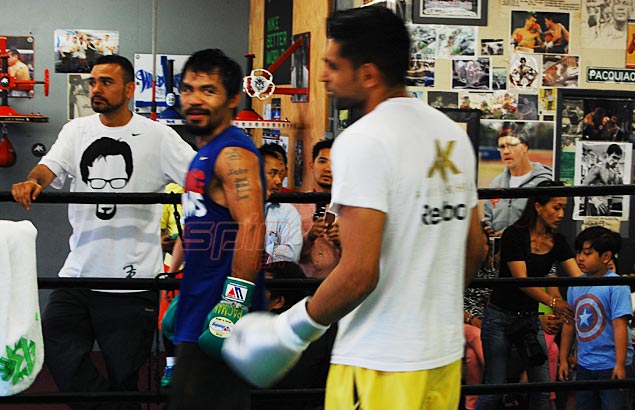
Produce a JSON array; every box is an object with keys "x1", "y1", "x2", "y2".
[
  {"x1": 222, "y1": 297, "x2": 329, "y2": 388},
  {"x1": 198, "y1": 277, "x2": 254, "y2": 359},
  {"x1": 161, "y1": 294, "x2": 179, "y2": 341}
]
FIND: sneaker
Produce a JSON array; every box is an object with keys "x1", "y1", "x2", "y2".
[{"x1": 161, "y1": 365, "x2": 174, "y2": 388}]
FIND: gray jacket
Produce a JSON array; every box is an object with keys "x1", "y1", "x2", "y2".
[{"x1": 483, "y1": 162, "x2": 553, "y2": 233}]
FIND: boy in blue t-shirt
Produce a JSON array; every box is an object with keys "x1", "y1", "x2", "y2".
[{"x1": 558, "y1": 226, "x2": 634, "y2": 410}]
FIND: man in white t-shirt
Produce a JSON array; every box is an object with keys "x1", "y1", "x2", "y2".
[
  {"x1": 482, "y1": 122, "x2": 553, "y2": 237},
  {"x1": 12, "y1": 55, "x2": 196, "y2": 409},
  {"x1": 223, "y1": 6, "x2": 485, "y2": 409}
]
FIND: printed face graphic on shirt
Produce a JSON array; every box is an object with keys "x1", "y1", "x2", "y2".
[{"x1": 79, "y1": 137, "x2": 133, "y2": 220}]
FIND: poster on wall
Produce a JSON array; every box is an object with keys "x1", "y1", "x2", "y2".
[
  {"x1": 294, "y1": 140, "x2": 304, "y2": 187},
  {"x1": 517, "y1": 94, "x2": 539, "y2": 120},
  {"x1": 428, "y1": 91, "x2": 458, "y2": 108},
  {"x1": 452, "y1": 57, "x2": 491, "y2": 89},
  {"x1": 436, "y1": 26, "x2": 477, "y2": 58},
  {"x1": 407, "y1": 57, "x2": 435, "y2": 86},
  {"x1": 478, "y1": 119, "x2": 555, "y2": 188},
  {"x1": 457, "y1": 91, "x2": 519, "y2": 119},
  {"x1": 408, "y1": 24, "x2": 438, "y2": 57},
  {"x1": 481, "y1": 39, "x2": 504, "y2": 55},
  {"x1": 492, "y1": 67, "x2": 507, "y2": 89},
  {"x1": 54, "y1": 29, "x2": 119, "y2": 73},
  {"x1": 627, "y1": 19, "x2": 635, "y2": 68},
  {"x1": 556, "y1": 89, "x2": 634, "y2": 185},
  {"x1": 264, "y1": 0, "x2": 293, "y2": 84},
  {"x1": 407, "y1": 86, "x2": 427, "y2": 101},
  {"x1": 539, "y1": 88, "x2": 557, "y2": 115},
  {"x1": 541, "y1": 54, "x2": 579, "y2": 88},
  {"x1": 500, "y1": 0, "x2": 580, "y2": 11},
  {"x1": 509, "y1": 53, "x2": 540, "y2": 90},
  {"x1": 412, "y1": 0, "x2": 488, "y2": 26},
  {"x1": 67, "y1": 73, "x2": 95, "y2": 121},
  {"x1": 133, "y1": 54, "x2": 189, "y2": 118},
  {"x1": 3, "y1": 35, "x2": 35, "y2": 98},
  {"x1": 573, "y1": 141, "x2": 632, "y2": 220},
  {"x1": 291, "y1": 32, "x2": 310, "y2": 103},
  {"x1": 510, "y1": 11, "x2": 571, "y2": 54},
  {"x1": 581, "y1": 0, "x2": 634, "y2": 49}
]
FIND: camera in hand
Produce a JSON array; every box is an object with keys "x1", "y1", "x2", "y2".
[
  {"x1": 505, "y1": 314, "x2": 547, "y2": 366},
  {"x1": 313, "y1": 206, "x2": 326, "y2": 221}
]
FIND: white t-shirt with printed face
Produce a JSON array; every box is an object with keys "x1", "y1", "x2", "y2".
[
  {"x1": 329, "y1": 97, "x2": 478, "y2": 371},
  {"x1": 40, "y1": 113, "x2": 195, "y2": 287}
]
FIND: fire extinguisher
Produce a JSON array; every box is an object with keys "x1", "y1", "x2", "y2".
[{"x1": 0, "y1": 124, "x2": 16, "y2": 167}]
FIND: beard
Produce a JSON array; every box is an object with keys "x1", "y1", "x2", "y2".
[
  {"x1": 185, "y1": 122, "x2": 215, "y2": 136},
  {"x1": 317, "y1": 181, "x2": 332, "y2": 191},
  {"x1": 91, "y1": 97, "x2": 125, "y2": 114},
  {"x1": 184, "y1": 108, "x2": 219, "y2": 136}
]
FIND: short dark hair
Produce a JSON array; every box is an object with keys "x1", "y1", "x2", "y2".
[
  {"x1": 180, "y1": 49, "x2": 243, "y2": 99},
  {"x1": 94, "y1": 55, "x2": 134, "y2": 84},
  {"x1": 9, "y1": 49, "x2": 20, "y2": 57},
  {"x1": 312, "y1": 139, "x2": 334, "y2": 162},
  {"x1": 265, "y1": 262, "x2": 308, "y2": 314},
  {"x1": 258, "y1": 144, "x2": 281, "y2": 162},
  {"x1": 498, "y1": 121, "x2": 528, "y2": 145},
  {"x1": 574, "y1": 226, "x2": 621, "y2": 258},
  {"x1": 326, "y1": 5, "x2": 409, "y2": 87},
  {"x1": 607, "y1": 143, "x2": 623, "y2": 157},
  {"x1": 262, "y1": 143, "x2": 287, "y2": 166}
]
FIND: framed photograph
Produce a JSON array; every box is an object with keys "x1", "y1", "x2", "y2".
[
  {"x1": 573, "y1": 140, "x2": 632, "y2": 220},
  {"x1": 4, "y1": 35, "x2": 35, "y2": 98},
  {"x1": 412, "y1": 0, "x2": 487, "y2": 26},
  {"x1": 438, "y1": 108, "x2": 481, "y2": 181},
  {"x1": 54, "y1": 29, "x2": 119, "y2": 73},
  {"x1": 555, "y1": 88, "x2": 635, "y2": 185},
  {"x1": 478, "y1": 120, "x2": 555, "y2": 188}
]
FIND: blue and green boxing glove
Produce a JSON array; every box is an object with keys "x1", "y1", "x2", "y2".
[{"x1": 199, "y1": 277, "x2": 254, "y2": 359}]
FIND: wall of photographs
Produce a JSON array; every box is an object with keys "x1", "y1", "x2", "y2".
[{"x1": 356, "y1": 0, "x2": 635, "y2": 270}]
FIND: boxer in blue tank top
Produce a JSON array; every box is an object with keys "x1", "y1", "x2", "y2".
[{"x1": 167, "y1": 49, "x2": 266, "y2": 410}]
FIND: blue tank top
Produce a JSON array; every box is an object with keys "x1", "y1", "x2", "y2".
[{"x1": 174, "y1": 126, "x2": 267, "y2": 344}]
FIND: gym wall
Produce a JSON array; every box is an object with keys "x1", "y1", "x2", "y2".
[{"x1": 0, "y1": 0, "x2": 250, "y2": 288}]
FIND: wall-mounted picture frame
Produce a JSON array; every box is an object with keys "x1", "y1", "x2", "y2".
[
  {"x1": 412, "y1": 0, "x2": 487, "y2": 26},
  {"x1": 555, "y1": 88, "x2": 635, "y2": 185},
  {"x1": 438, "y1": 108, "x2": 481, "y2": 181}
]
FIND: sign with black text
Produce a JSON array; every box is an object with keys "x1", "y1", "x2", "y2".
[{"x1": 263, "y1": 0, "x2": 292, "y2": 85}]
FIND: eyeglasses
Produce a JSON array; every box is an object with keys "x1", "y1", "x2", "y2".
[
  {"x1": 87, "y1": 178, "x2": 128, "y2": 189},
  {"x1": 497, "y1": 142, "x2": 522, "y2": 151}
]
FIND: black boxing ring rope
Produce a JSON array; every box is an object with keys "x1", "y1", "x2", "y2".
[{"x1": 1, "y1": 184, "x2": 635, "y2": 405}]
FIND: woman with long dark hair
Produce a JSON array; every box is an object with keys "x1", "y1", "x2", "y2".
[{"x1": 476, "y1": 180, "x2": 582, "y2": 410}]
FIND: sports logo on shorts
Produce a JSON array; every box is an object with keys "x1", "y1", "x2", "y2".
[{"x1": 224, "y1": 283, "x2": 248, "y2": 303}]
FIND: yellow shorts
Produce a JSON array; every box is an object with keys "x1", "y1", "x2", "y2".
[{"x1": 324, "y1": 359, "x2": 462, "y2": 410}]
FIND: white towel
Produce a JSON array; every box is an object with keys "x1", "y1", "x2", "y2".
[{"x1": 0, "y1": 220, "x2": 43, "y2": 396}]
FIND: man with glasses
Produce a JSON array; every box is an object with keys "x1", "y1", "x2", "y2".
[
  {"x1": 482, "y1": 122, "x2": 552, "y2": 238},
  {"x1": 12, "y1": 55, "x2": 195, "y2": 409}
]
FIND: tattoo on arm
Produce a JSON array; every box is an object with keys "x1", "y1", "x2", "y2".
[
  {"x1": 223, "y1": 149, "x2": 253, "y2": 201},
  {"x1": 234, "y1": 177, "x2": 251, "y2": 200}
]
